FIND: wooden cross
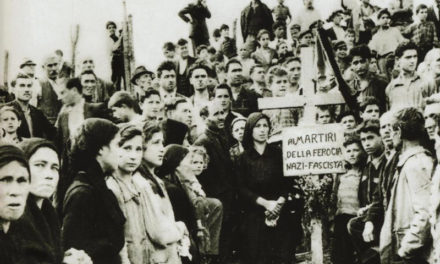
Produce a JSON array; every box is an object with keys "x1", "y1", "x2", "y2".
[
  {"x1": 258, "y1": 47, "x2": 348, "y2": 264},
  {"x1": 259, "y1": 47, "x2": 346, "y2": 142}
]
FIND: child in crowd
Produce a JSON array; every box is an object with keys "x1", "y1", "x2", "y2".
[
  {"x1": 163, "y1": 42, "x2": 177, "y2": 61},
  {"x1": 345, "y1": 28, "x2": 356, "y2": 51},
  {"x1": 359, "y1": 96, "x2": 381, "y2": 120},
  {"x1": 316, "y1": 106, "x2": 333, "y2": 124},
  {"x1": 262, "y1": 67, "x2": 298, "y2": 136},
  {"x1": 332, "y1": 135, "x2": 367, "y2": 264},
  {"x1": 252, "y1": 29, "x2": 278, "y2": 70},
  {"x1": 338, "y1": 110, "x2": 358, "y2": 131},
  {"x1": 0, "y1": 106, "x2": 22, "y2": 144}
]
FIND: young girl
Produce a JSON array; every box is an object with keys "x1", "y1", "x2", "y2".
[
  {"x1": 331, "y1": 135, "x2": 367, "y2": 264},
  {"x1": 0, "y1": 106, "x2": 22, "y2": 144},
  {"x1": 106, "y1": 125, "x2": 149, "y2": 264},
  {"x1": 136, "y1": 124, "x2": 188, "y2": 264}
]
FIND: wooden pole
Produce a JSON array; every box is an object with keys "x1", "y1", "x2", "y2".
[
  {"x1": 70, "y1": 24, "x2": 80, "y2": 77},
  {"x1": 122, "y1": 0, "x2": 134, "y2": 93},
  {"x1": 300, "y1": 47, "x2": 324, "y2": 264},
  {"x1": 3, "y1": 51, "x2": 9, "y2": 91}
]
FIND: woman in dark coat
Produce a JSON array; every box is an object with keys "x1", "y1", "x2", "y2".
[
  {"x1": 61, "y1": 118, "x2": 126, "y2": 264},
  {"x1": 0, "y1": 145, "x2": 30, "y2": 264},
  {"x1": 237, "y1": 112, "x2": 304, "y2": 264},
  {"x1": 14, "y1": 138, "x2": 63, "y2": 264},
  {"x1": 178, "y1": 0, "x2": 211, "y2": 51}
]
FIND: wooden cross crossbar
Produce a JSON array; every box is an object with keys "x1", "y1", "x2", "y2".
[{"x1": 258, "y1": 92, "x2": 346, "y2": 110}]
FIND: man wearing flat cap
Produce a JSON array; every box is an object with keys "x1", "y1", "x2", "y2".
[
  {"x1": 18, "y1": 58, "x2": 42, "y2": 107},
  {"x1": 131, "y1": 65, "x2": 154, "y2": 102}
]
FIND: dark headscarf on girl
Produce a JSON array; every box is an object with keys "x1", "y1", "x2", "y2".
[
  {"x1": 19, "y1": 138, "x2": 58, "y2": 161},
  {"x1": 57, "y1": 118, "x2": 121, "y2": 218},
  {"x1": 157, "y1": 144, "x2": 189, "y2": 178},
  {"x1": 163, "y1": 119, "x2": 189, "y2": 146},
  {"x1": 242, "y1": 112, "x2": 271, "y2": 151}
]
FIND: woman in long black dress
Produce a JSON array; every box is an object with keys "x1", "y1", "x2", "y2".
[{"x1": 237, "y1": 112, "x2": 304, "y2": 264}]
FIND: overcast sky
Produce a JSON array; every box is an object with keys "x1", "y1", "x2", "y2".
[{"x1": 0, "y1": 0, "x2": 434, "y2": 82}]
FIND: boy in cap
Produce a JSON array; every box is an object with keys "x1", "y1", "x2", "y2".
[{"x1": 299, "y1": 30, "x2": 314, "y2": 47}]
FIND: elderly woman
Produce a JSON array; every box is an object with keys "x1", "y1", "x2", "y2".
[{"x1": 0, "y1": 145, "x2": 30, "y2": 263}]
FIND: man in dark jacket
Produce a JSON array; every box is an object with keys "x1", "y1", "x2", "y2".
[
  {"x1": 178, "y1": 0, "x2": 211, "y2": 54},
  {"x1": 7, "y1": 73, "x2": 56, "y2": 140},
  {"x1": 56, "y1": 78, "x2": 108, "y2": 155},
  {"x1": 226, "y1": 59, "x2": 261, "y2": 117},
  {"x1": 38, "y1": 54, "x2": 63, "y2": 124},
  {"x1": 194, "y1": 101, "x2": 236, "y2": 262},
  {"x1": 176, "y1": 39, "x2": 197, "y2": 97},
  {"x1": 240, "y1": 0, "x2": 274, "y2": 50}
]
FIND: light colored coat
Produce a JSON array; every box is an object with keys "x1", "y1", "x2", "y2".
[
  {"x1": 380, "y1": 146, "x2": 434, "y2": 263},
  {"x1": 430, "y1": 166, "x2": 440, "y2": 264}
]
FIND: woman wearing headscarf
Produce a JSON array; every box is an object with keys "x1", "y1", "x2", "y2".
[
  {"x1": 0, "y1": 145, "x2": 30, "y2": 263},
  {"x1": 236, "y1": 112, "x2": 304, "y2": 264},
  {"x1": 15, "y1": 138, "x2": 92, "y2": 264},
  {"x1": 61, "y1": 118, "x2": 126, "y2": 264},
  {"x1": 159, "y1": 144, "x2": 223, "y2": 263},
  {"x1": 136, "y1": 123, "x2": 188, "y2": 264}
]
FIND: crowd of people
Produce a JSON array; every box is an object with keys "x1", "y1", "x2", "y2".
[{"x1": 3, "y1": 0, "x2": 440, "y2": 263}]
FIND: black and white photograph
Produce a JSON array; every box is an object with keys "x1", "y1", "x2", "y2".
[{"x1": 1, "y1": 0, "x2": 440, "y2": 263}]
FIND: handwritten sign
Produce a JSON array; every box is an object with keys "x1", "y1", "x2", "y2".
[{"x1": 282, "y1": 123, "x2": 345, "y2": 176}]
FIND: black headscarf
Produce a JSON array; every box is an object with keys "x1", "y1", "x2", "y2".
[
  {"x1": 0, "y1": 144, "x2": 28, "y2": 171},
  {"x1": 163, "y1": 119, "x2": 189, "y2": 146},
  {"x1": 242, "y1": 112, "x2": 271, "y2": 150},
  {"x1": 19, "y1": 138, "x2": 58, "y2": 161},
  {"x1": 157, "y1": 144, "x2": 189, "y2": 178}
]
